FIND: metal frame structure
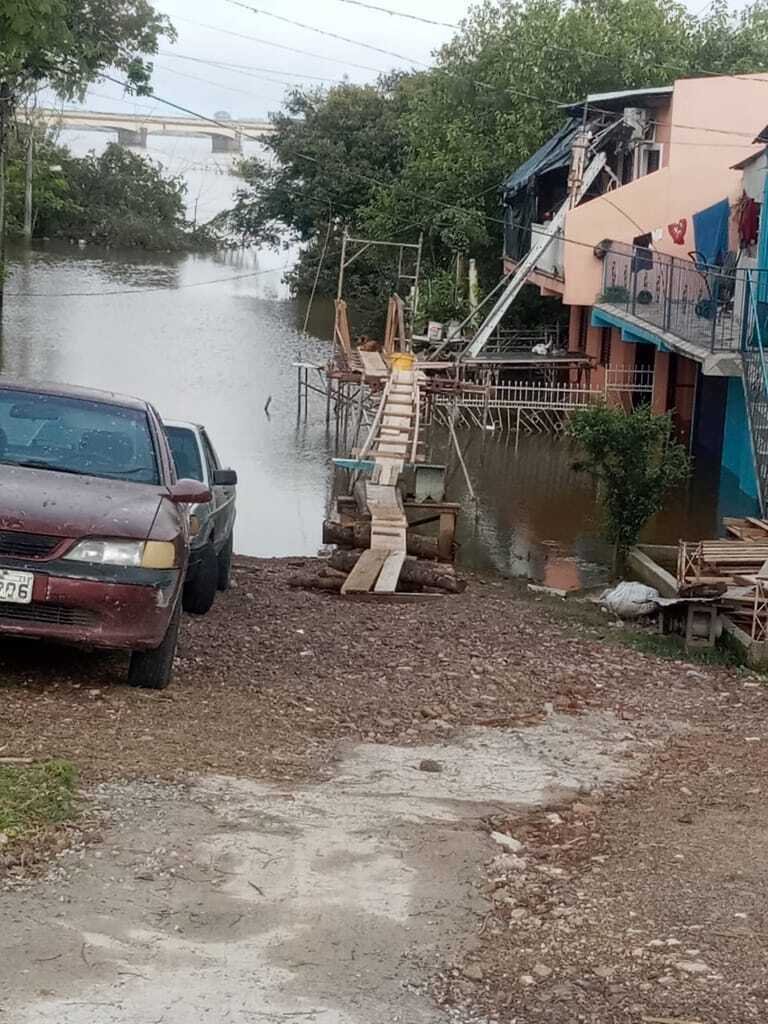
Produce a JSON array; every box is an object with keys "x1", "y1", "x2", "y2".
[{"x1": 336, "y1": 230, "x2": 424, "y2": 338}]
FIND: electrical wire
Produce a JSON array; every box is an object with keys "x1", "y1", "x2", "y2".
[
  {"x1": 216, "y1": 0, "x2": 768, "y2": 121},
  {"x1": 329, "y1": 0, "x2": 458, "y2": 29},
  {"x1": 171, "y1": 14, "x2": 390, "y2": 76},
  {"x1": 4, "y1": 264, "x2": 289, "y2": 298},
  {"x1": 155, "y1": 63, "x2": 290, "y2": 98},
  {"x1": 23, "y1": 71, "x2": 762, "y2": 305},
  {"x1": 221, "y1": 0, "x2": 427, "y2": 67},
  {"x1": 157, "y1": 50, "x2": 344, "y2": 84}
]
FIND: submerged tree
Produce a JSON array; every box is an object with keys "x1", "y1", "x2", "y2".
[{"x1": 568, "y1": 404, "x2": 691, "y2": 574}]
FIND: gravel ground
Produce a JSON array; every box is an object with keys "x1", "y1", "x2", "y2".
[{"x1": 1, "y1": 557, "x2": 767, "y2": 1023}]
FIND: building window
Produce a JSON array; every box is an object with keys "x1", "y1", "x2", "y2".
[
  {"x1": 637, "y1": 143, "x2": 663, "y2": 177},
  {"x1": 600, "y1": 327, "x2": 612, "y2": 367}
]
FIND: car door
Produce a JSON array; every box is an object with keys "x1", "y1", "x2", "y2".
[{"x1": 200, "y1": 429, "x2": 235, "y2": 552}]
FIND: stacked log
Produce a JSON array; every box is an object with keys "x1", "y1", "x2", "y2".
[
  {"x1": 322, "y1": 520, "x2": 438, "y2": 560},
  {"x1": 289, "y1": 545, "x2": 465, "y2": 596}
]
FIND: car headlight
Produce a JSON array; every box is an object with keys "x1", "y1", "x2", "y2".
[{"x1": 64, "y1": 539, "x2": 178, "y2": 569}]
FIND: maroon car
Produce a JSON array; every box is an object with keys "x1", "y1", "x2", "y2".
[{"x1": 0, "y1": 380, "x2": 210, "y2": 689}]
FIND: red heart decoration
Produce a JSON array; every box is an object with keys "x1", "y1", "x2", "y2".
[{"x1": 668, "y1": 218, "x2": 687, "y2": 245}]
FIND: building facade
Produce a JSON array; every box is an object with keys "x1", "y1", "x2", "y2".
[{"x1": 500, "y1": 75, "x2": 768, "y2": 514}]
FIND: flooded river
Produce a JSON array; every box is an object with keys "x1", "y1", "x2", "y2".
[{"x1": 1, "y1": 132, "x2": 723, "y2": 578}]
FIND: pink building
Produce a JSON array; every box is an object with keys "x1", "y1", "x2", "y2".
[{"x1": 500, "y1": 76, "x2": 768, "y2": 509}]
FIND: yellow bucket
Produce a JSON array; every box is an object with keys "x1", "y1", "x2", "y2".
[{"x1": 391, "y1": 352, "x2": 415, "y2": 371}]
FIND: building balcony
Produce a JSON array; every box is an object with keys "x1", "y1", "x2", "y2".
[{"x1": 593, "y1": 242, "x2": 746, "y2": 376}]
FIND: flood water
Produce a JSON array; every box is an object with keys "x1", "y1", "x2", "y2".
[{"x1": 1, "y1": 131, "x2": 724, "y2": 578}]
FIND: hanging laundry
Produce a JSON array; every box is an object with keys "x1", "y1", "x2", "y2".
[
  {"x1": 667, "y1": 218, "x2": 687, "y2": 245},
  {"x1": 738, "y1": 194, "x2": 760, "y2": 247},
  {"x1": 692, "y1": 199, "x2": 730, "y2": 265},
  {"x1": 631, "y1": 232, "x2": 654, "y2": 272}
]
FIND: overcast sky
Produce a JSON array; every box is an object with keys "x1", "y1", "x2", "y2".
[{"x1": 58, "y1": 0, "x2": 747, "y2": 120}]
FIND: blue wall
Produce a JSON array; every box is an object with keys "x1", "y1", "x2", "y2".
[{"x1": 721, "y1": 377, "x2": 759, "y2": 508}]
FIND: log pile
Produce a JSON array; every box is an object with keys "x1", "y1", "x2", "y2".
[
  {"x1": 322, "y1": 520, "x2": 438, "y2": 560},
  {"x1": 289, "y1": 551, "x2": 464, "y2": 595},
  {"x1": 677, "y1": 517, "x2": 768, "y2": 639}
]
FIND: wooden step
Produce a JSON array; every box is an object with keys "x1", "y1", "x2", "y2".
[
  {"x1": 374, "y1": 551, "x2": 406, "y2": 593},
  {"x1": 341, "y1": 548, "x2": 389, "y2": 594}
]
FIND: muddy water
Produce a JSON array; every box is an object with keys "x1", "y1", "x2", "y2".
[
  {"x1": 1, "y1": 132, "x2": 721, "y2": 576},
  {"x1": 1, "y1": 242, "x2": 723, "y2": 576}
]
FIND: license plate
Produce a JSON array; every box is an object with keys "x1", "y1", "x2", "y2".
[{"x1": 0, "y1": 570, "x2": 34, "y2": 604}]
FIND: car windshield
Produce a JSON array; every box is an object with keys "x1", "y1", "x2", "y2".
[
  {"x1": 166, "y1": 426, "x2": 204, "y2": 482},
  {"x1": 0, "y1": 388, "x2": 160, "y2": 485}
]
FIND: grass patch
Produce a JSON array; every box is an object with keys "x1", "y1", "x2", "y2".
[
  {"x1": 615, "y1": 629, "x2": 744, "y2": 669},
  {"x1": 0, "y1": 759, "x2": 78, "y2": 842}
]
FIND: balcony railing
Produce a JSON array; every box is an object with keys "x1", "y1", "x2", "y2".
[{"x1": 598, "y1": 241, "x2": 748, "y2": 354}]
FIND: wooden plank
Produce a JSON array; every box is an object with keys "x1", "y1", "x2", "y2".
[
  {"x1": 747, "y1": 517, "x2": 768, "y2": 534},
  {"x1": 383, "y1": 415, "x2": 411, "y2": 428},
  {"x1": 374, "y1": 551, "x2": 406, "y2": 593},
  {"x1": 341, "y1": 548, "x2": 389, "y2": 594},
  {"x1": 359, "y1": 350, "x2": 388, "y2": 374},
  {"x1": 344, "y1": 591, "x2": 446, "y2": 603},
  {"x1": 377, "y1": 444, "x2": 409, "y2": 456}
]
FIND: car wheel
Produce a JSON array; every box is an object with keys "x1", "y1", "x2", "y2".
[
  {"x1": 217, "y1": 533, "x2": 233, "y2": 592},
  {"x1": 127, "y1": 600, "x2": 181, "y2": 690},
  {"x1": 182, "y1": 542, "x2": 218, "y2": 615}
]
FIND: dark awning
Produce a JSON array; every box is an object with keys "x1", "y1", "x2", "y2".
[{"x1": 500, "y1": 119, "x2": 582, "y2": 203}]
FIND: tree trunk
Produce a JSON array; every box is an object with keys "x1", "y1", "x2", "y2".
[
  {"x1": 288, "y1": 573, "x2": 344, "y2": 592},
  {"x1": 322, "y1": 519, "x2": 438, "y2": 559},
  {"x1": 328, "y1": 549, "x2": 465, "y2": 593}
]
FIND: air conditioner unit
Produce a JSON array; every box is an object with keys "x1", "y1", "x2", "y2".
[{"x1": 623, "y1": 106, "x2": 649, "y2": 140}]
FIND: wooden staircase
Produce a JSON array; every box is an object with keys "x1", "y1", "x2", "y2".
[{"x1": 341, "y1": 367, "x2": 421, "y2": 596}]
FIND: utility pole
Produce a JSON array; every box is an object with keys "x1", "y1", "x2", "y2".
[
  {"x1": 23, "y1": 127, "x2": 33, "y2": 241},
  {"x1": 468, "y1": 258, "x2": 479, "y2": 326},
  {"x1": 0, "y1": 81, "x2": 10, "y2": 323}
]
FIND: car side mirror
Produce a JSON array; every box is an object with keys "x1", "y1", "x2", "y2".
[
  {"x1": 212, "y1": 468, "x2": 238, "y2": 486},
  {"x1": 169, "y1": 478, "x2": 212, "y2": 504}
]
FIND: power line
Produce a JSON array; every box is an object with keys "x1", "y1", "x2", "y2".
[
  {"x1": 5, "y1": 264, "x2": 289, "y2": 298},
  {"x1": 158, "y1": 50, "x2": 344, "y2": 84},
  {"x1": 218, "y1": 0, "x2": 582, "y2": 109},
  {"x1": 93, "y1": 75, "x2": 765, "y2": 270},
  {"x1": 221, "y1": 0, "x2": 427, "y2": 67},
  {"x1": 155, "y1": 63, "x2": 290, "y2": 98},
  {"x1": 171, "y1": 14, "x2": 390, "y2": 76},
  {"x1": 330, "y1": 0, "x2": 458, "y2": 29}
]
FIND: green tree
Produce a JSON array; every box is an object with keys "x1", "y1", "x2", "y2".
[
  {"x1": 363, "y1": 0, "x2": 768, "y2": 269},
  {"x1": 3, "y1": 132, "x2": 80, "y2": 236},
  {"x1": 0, "y1": 1, "x2": 173, "y2": 294},
  {"x1": 0, "y1": 1, "x2": 172, "y2": 99},
  {"x1": 230, "y1": 0, "x2": 768, "y2": 312},
  {"x1": 219, "y1": 75, "x2": 421, "y2": 317},
  {"x1": 568, "y1": 403, "x2": 691, "y2": 574}
]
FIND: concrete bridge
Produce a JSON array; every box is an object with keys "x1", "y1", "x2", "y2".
[{"x1": 29, "y1": 109, "x2": 274, "y2": 153}]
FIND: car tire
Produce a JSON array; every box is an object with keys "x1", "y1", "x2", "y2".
[
  {"x1": 127, "y1": 600, "x2": 181, "y2": 690},
  {"x1": 217, "y1": 533, "x2": 233, "y2": 592},
  {"x1": 182, "y1": 542, "x2": 218, "y2": 615}
]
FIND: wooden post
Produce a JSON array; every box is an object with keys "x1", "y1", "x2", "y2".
[
  {"x1": 23, "y1": 128, "x2": 33, "y2": 241},
  {"x1": 438, "y1": 510, "x2": 457, "y2": 561},
  {"x1": 337, "y1": 228, "x2": 348, "y2": 299}
]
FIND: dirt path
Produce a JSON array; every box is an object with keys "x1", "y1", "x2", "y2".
[
  {"x1": 1, "y1": 715, "x2": 639, "y2": 1023},
  {"x1": 1, "y1": 559, "x2": 768, "y2": 1023}
]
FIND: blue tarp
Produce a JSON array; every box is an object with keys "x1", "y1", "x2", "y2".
[
  {"x1": 692, "y1": 199, "x2": 730, "y2": 266},
  {"x1": 501, "y1": 119, "x2": 582, "y2": 202}
]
